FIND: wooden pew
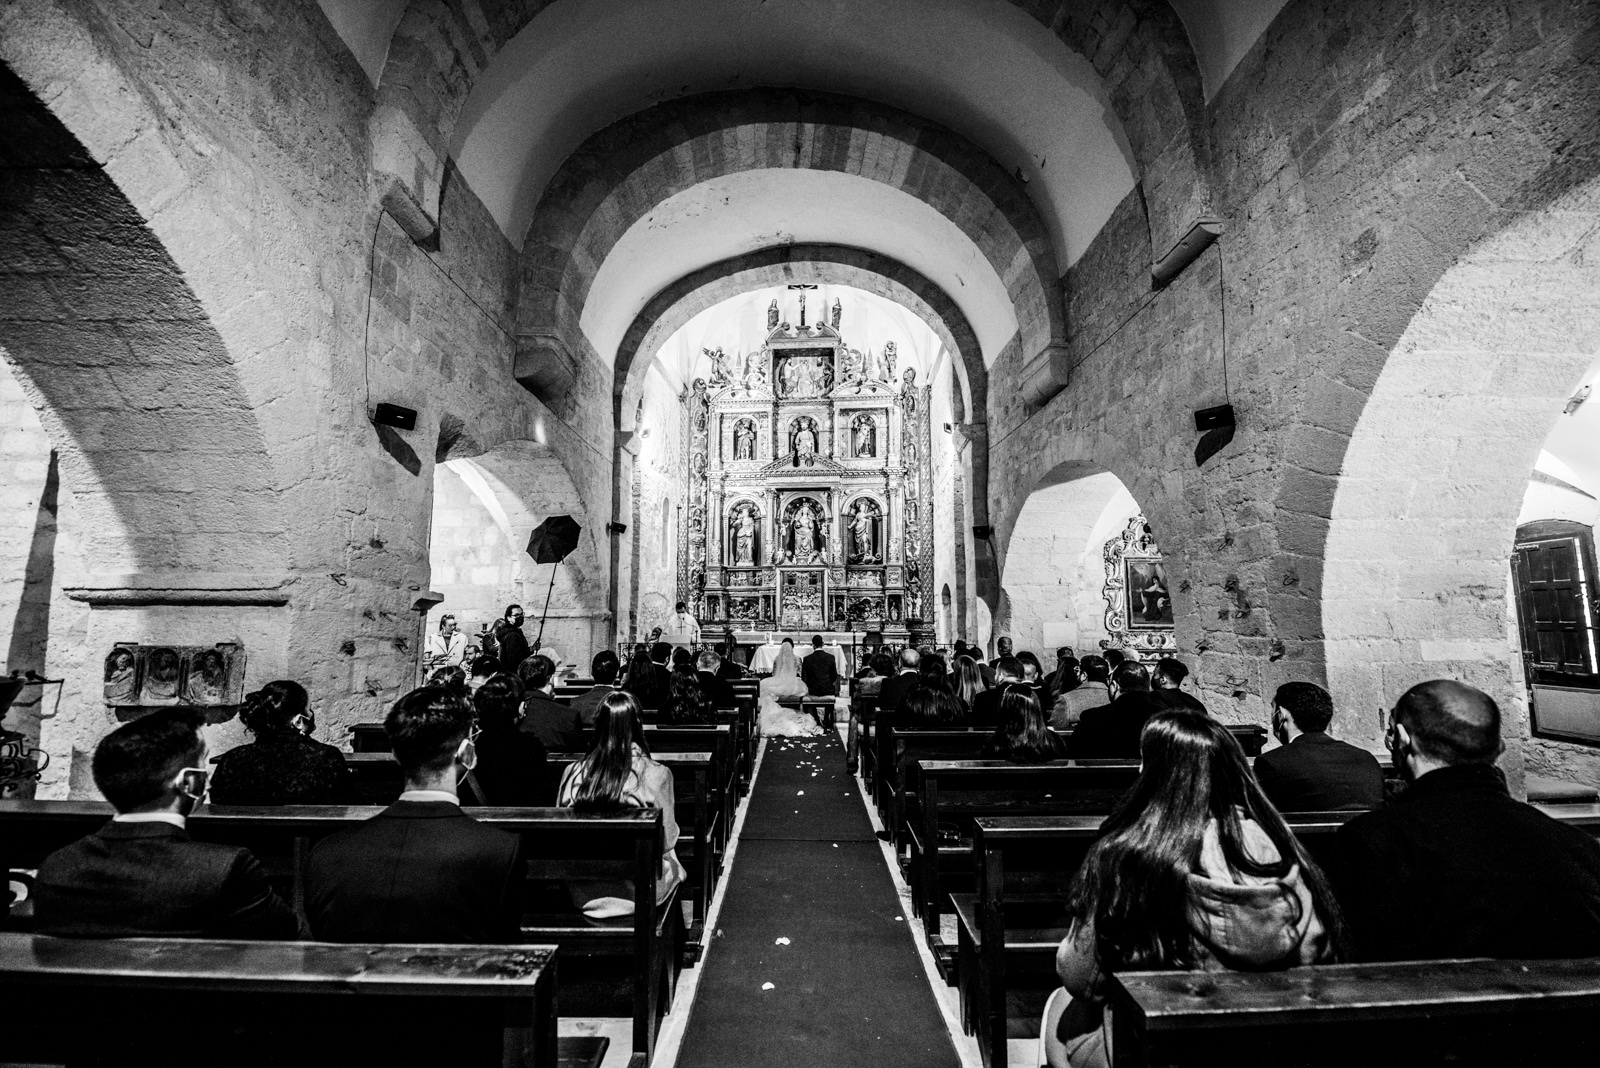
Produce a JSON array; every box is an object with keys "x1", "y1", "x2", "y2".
[
  {"x1": 549, "y1": 750, "x2": 719, "y2": 963},
  {"x1": 875, "y1": 724, "x2": 1274, "y2": 853},
  {"x1": 1107, "y1": 956, "x2": 1600, "y2": 1067},
  {"x1": 908, "y1": 760, "x2": 1141, "y2": 946},
  {"x1": 0, "y1": 932, "x2": 558, "y2": 1067},
  {"x1": 0, "y1": 801, "x2": 673, "y2": 1067},
  {"x1": 960, "y1": 806, "x2": 1600, "y2": 1068}
]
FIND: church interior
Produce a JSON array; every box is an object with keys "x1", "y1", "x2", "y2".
[{"x1": 3, "y1": 1, "x2": 1600, "y2": 1066}]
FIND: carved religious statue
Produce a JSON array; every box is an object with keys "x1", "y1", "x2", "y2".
[
  {"x1": 731, "y1": 505, "x2": 757, "y2": 565},
  {"x1": 791, "y1": 503, "x2": 822, "y2": 563},
  {"x1": 767, "y1": 298, "x2": 780, "y2": 330},
  {"x1": 831, "y1": 298, "x2": 842, "y2": 329},
  {"x1": 851, "y1": 413, "x2": 876, "y2": 457},
  {"x1": 790, "y1": 417, "x2": 818, "y2": 463},
  {"x1": 705, "y1": 346, "x2": 732, "y2": 387},
  {"x1": 734, "y1": 419, "x2": 755, "y2": 460},
  {"x1": 849, "y1": 501, "x2": 878, "y2": 563}
]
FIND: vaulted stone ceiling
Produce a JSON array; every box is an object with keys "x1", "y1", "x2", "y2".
[{"x1": 315, "y1": 0, "x2": 1288, "y2": 396}]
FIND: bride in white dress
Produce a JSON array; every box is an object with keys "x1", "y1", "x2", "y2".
[{"x1": 757, "y1": 642, "x2": 822, "y2": 737}]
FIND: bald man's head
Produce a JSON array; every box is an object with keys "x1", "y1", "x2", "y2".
[{"x1": 1393, "y1": 680, "x2": 1502, "y2": 767}]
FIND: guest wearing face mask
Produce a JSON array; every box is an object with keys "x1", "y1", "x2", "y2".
[
  {"x1": 209, "y1": 680, "x2": 350, "y2": 806},
  {"x1": 1253, "y1": 681, "x2": 1383, "y2": 813},
  {"x1": 34, "y1": 709, "x2": 301, "y2": 938},
  {"x1": 305, "y1": 686, "x2": 526, "y2": 944}
]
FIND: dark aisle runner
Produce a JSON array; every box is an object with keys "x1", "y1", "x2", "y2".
[{"x1": 675, "y1": 733, "x2": 961, "y2": 1068}]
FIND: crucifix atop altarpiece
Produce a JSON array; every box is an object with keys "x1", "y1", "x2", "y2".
[{"x1": 679, "y1": 294, "x2": 934, "y2": 644}]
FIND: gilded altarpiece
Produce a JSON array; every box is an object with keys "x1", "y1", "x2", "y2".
[{"x1": 679, "y1": 296, "x2": 933, "y2": 641}]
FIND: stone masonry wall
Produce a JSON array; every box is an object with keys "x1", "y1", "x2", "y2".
[{"x1": 987, "y1": 0, "x2": 1600, "y2": 786}]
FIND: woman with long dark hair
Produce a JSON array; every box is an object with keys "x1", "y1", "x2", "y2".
[
  {"x1": 1042, "y1": 709, "x2": 1344, "y2": 1068},
  {"x1": 895, "y1": 685, "x2": 966, "y2": 731},
  {"x1": 210, "y1": 680, "x2": 349, "y2": 805},
  {"x1": 953, "y1": 655, "x2": 987, "y2": 710},
  {"x1": 982, "y1": 684, "x2": 1068, "y2": 763},
  {"x1": 556, "y1": 692, "x2": 685, "y2": 918},
  {"x1": 620, "y1": 647, "x2": 663, "y2": 708},
  {"x1": 662, "y1": 663, "x2": 715, "y2": 726}
]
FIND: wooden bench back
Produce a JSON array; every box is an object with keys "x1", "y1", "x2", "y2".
[{"x1": 0, "y1": 932, "x2": 558, "y2": 1067}]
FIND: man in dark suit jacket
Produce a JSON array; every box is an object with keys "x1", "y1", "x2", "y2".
[
  {"x1": 696, "y1": 649, "x2": 737, "y2": 709},
  {"x1": 970, "y1": 656, "x2": 1024, "y2": 729},
  {"x1": 1066, "y1": 661, "x2": 1167, "y2": 759},
  {"x1": 518, "y1": 654, "x2": 586, "y2": 751},
  {"x1": 1254, "y1": 681, "x2": 1383, "y2": 811},
  {"x1": 801, "y1": 634, "x2": 840, "y2": 697},
  {"x1": 648, "y1": 641, "x2": 675, "y2": 708},
  {"x1": 34, "y1": 709, "x2": 300, "y2": 939},
  {"x1": 714, "y1": 641, "x2": 747, "y2": 680},
  {"x1": 307, "y1": 686, "x2": 526, "y2": 943},
  {"x1": 1151, "y1": 657, "x2": 1209, "y2": 713},
  {"x1": 876, "y1": 647, "x2": 923, "y2": 716},
  {"x1": 1335, "y1": 680, "x2": 1600, "y2": 961},
  {"x1": 571, "y1": 650, "x2": 621, "y2": 727}
]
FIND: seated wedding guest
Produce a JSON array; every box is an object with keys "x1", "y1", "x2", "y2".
[
  {"x1": 649, "y1": 641, "x2": 674, "y2": 700},
  {"x1": 802, "y1": 634, "x2": 841, "y2": 697},
  {"x1": 518, "y1": 654, "x2": 585, "y2": 752},
  {"x1": 857, "y1": 651, "x2": 894, "y2": 694},
  {"x1": 428, "y1": 664, "x2": 468, "y2": 696},
  {"x1": 971, "y1": 656, "x2": 1023, "y2": 729},
  {"x1": 1335, "y1": 680, "x2": 1600, "y2": 961},
  {"x1": 1254, "y1": 682, "x2": 1382, "y2": 812},
  {"x1": 36, "y1": 708, "x2": 301, "y2": 939},
  {"x1": 911, "y1": 653, "x2": 959, "y2": 714},
  {"x1": 695, "y1": 649, "x2": 736, "y2": 710},
  {"x1": 1017, "y1": 650, "x2": 1053, "y2": 709},
  {"x1": 1102, "y1": 648, "x2": 1126, "y2": 671},
  {"x1": 989, "y1": 636, "x2": 1014, "y2": 669},
  {"x1": 209, "y1": 680, "x2": 348, "y2": 806},
  {"x1": 1044, "y1": 710, "x2": 1342, "y2": 1068},
  {"x1": 1066, "y1": 661, "x2": 1166, "y2": 759},
  {"x1": 877, "y1": 646, "x2": 922, "y2": 713},
  {"x1": 621, "y1": 646, "x2": 666, "y2": 709},
  {"x1": 1047, "y1": 656, "x2": 1082, "y2": 726},
  {"x1": 466, "y1": 653, "x2": 499, "y2": 695},
  {"x1": 895, "y1": 685, "x2": 966, "y2": 731},
  {"x1": 1054, "y1": 654, "x2": 1111, "y2": 727},
  {"x1": 982, "y1": 684, "x2": 1069, "y2": 763},
  {"x1": 306, "y1": 687, "x2": 525, "y2": 942},
  {"x1": 671, "y1": 646, "x2": 694, "y2": 671},
  {"x1": 1151, "y1": 657, "x2": 1207, "y2": 712},
  {"x1": 953, "y1": 654, "x2": 988, "y2": 712},
  {"x1": 571, "y1": 650, "x2": 621, "y2": 726},
  {"x1": 714, "y1": 641, "x2": 746, "y2": 679},
  {"x1": 464, "y1": 674, "x2": 551, "y2": 807},
  {"x1": 557, "y1": 692, "x2": 686, "y2": 918},
  {"x1": 662, "y1": 662, "x2": 716, "y2": 726}
]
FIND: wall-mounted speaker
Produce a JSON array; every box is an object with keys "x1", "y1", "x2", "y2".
[{"x1": 371, "y1": 403, "x2": 417, "y2": 430}]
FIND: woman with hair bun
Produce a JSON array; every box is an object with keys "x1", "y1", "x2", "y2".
[{"x1": 209, "y1": 680, "x2": 350, "y2": 805}]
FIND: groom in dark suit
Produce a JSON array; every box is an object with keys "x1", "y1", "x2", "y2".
[
  {"x1": 34, "y1": 708, "x2": 300, "y2": 939},
  {"x1": 305, "y1": 686, "x2": 526, "y2": 943},
  {"x1": 802, "y1": 634, "x2": 840, "y2": 697}
]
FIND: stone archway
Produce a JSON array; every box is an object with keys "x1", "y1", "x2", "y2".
[
  {"x1": 614, "y1": 244, "x2": 986, "y2": 430},
  {"x1": 433, "y1": 439, "x2": 612, "y2": 668},
  {"x1": 1322, "y1": 176, "x2": 1600, "y2": 759},
  {"x1": 513, "y1": 88, "x2": 1064, "y2": 406},
  {"x1": 999, "y1": 462, "x2": 1143, "y2": 664}
]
